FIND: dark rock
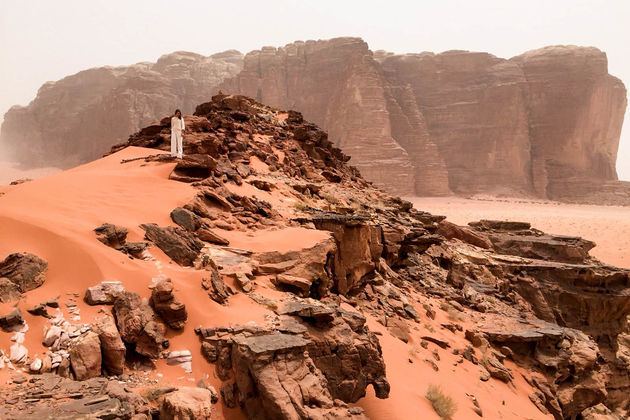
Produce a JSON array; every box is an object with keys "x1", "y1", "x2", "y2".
[
  {"x1": 0, "y1": 308, "x2": 24, "y2": 331},
  {"x1": 170, "y1": 207, "x2": 201, "y2": 232},
  {"x1": 0, "y1": 252, "x2": 48, "y2": 295},
  {"x1": 94, "y1": 223, "x2": 128, "y2": 249},
  {"x1": 140, "y1": 223, "x2": 204, "y2": 266},
  {"x1": 113, "y1": 291, "x2": 166, "y2": 358}
]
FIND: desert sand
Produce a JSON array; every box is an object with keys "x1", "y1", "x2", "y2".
[
  {"x1": 410, "y1": 196, "x2": 630, "y2": 269},
  {"x1": 0, "y1": 146, "x2": 554, "y2": 419},
  {"x1": 0, "y1": 160, "x2": 60, "y2": 185}
]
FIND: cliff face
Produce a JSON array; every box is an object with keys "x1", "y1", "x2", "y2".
[
  {"x1": 511, "y1": 46, "x2": 628, "y2": 200},
  {"x1": 220, "y1": 38, "x2": 417, "y2": 195},
  {"x1": 1, "y1": 50, "x2": 243, "y2": 168},
  {"x1": 1, "y1": 38, "x2": 627, "y2": 203},
  {"x1": 220, "y1": 38, "x2": 627, "y2": 201}
]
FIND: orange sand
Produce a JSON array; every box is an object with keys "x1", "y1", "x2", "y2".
[
  {"x1": 410, "y1": 196, "x2": 630, "y2": 269},
  {"x1": 356, "y1": 298, "x2": 551, "y2": 420}
]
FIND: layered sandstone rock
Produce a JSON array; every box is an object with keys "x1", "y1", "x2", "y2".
[
  {"x1": 221, "y1": 38, "x2": 627, "y2": 201},
  {"x1": 2, "y1": 38, "x2": 626, "y2": 203},
  {"x1": 511, "y1": 46, "x2": 628, "y2": 200},
  {"x1": 1, "y1": 50, "x2": 243, "y2": 168}
]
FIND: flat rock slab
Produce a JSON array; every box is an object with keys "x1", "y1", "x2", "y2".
[{"x1": 232, "y1": 332, "x2": 310, "y2": 354}]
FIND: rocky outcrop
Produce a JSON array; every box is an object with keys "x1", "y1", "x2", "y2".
[
  {"x1": 94, "y1": 223, "x2": 150, "y2": 258},
  {"x1": 150, "y1": 276, "x2": 188, "y2": 329},
  {"x1": 195, "y1": 300, "x2": 385, "y2": 419},
  {"x1": 511, "y1": 46, "x2": 627, "y2": 200},
  {"x1": 94, "y1": 315, "x2": 126, "y2": 375},
  {"x1": 0, "y1": 375, "x2": 152, "y2": 419},
  {"x1": 5, "y1": 38, "x2": 625, "y2": 203},
  {"x1": 113, "y1": 291, "x2": 167, "y2": 358},
  {"x1": 84, "y1": 280, "x2": 125, "y2": 305},
  {"x1": 159, "y1": 387, "x2": 213, "y2": 420},
  {"x1": 0, "y1": 252, "x2": 47, "y2": 301},
  {"x1": 1, "y1": 50, "x2": 243, "y2": 168},
  {"x1": 68, "y1": 331, "x2": 102, "y2": 380},
  {"x1": 140, "y1": 223, "x2": 204, "y2": 266}
]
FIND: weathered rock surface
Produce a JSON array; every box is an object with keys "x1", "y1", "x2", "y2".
[
  {"x1": 0, "y1": 252, "x2": 48, "y2": 299},
  {"x1": 222, "y1": 38, "x2": 627, "y2": 202},
  {"x1": 94, "y1": 315, "x2": 126, "y2": 375},
  {"x1": 159, "y1": 387, "x2": 213, "y2": 420},
  {"x1": 140, "y1": 223, "x2": 203, "y2": 266},
  {"x1": 1, "y1": 50, "x2": 243, "y2": 168},
  {"x1": 196, "y1": 300, "x2": 386, "y2": 419},
  {"x1": 0, "y1": 374, "x2": 151, "y2": 419},
  {"x1": 150, "y1": 276, "x2": 188, "y2": 329},
  {"x1": 511, "y1": 46, "x2": 627, "y2": 201},
  {"x1": 0, "y1": 308, "x2": 24, "y2": 331},
  {"x1": 113, "y1": 291, "x2": 167, "y2": 358},
  {"x1": 68, "y1": 331, "x2": 102, "y2": 380},
  {"x1": 84, "y1": 280, "x2": 125, "y2": 305}
]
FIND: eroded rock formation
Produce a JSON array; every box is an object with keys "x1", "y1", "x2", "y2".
[
  {"x1": 222, "y1": 39, "x2": 627, "y2": 202},
  {"x1": 2, "y1": 94, "x2": 630, "y2": 420},
  {"x1": 1, "y1": 50, "x2": 243, "y2": 168},
  {"x1": 2, "y1": 38, "x2": 626, "y2": 203}
]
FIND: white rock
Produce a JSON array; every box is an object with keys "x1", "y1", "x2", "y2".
[
  {"x1": 29, "y1": 358, "x2": 42, "y2": 372},
  {"x1": 9, "y1": 343, "x2": 28, "y2": 364},
  {"x1": 11, "y1": 332, "x2": 25, "y2": 344},
  {"x1": 43, "y1": 326, "x2": 62, "y2": 347}
]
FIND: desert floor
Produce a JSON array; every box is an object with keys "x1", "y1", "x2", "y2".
[{"x1": 409, "y1": 196, "x2": 630, "y2": 269}]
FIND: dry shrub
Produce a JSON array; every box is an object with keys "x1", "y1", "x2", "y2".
[{"x1": 425, "y1": 384, "x2": 457, "y2": 419}]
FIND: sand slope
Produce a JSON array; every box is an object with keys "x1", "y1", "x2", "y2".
[{"x1": 0, "y1": 148, "x2": 552, "y2": 419}]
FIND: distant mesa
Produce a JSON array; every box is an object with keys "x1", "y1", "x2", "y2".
[{"x1": 1, "y1": 38, "x2": 627, "y2": 204}]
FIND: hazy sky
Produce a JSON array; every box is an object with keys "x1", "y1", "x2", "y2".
[{"x1": 1, "y1": 0, "x2": 629, "y2": 178}]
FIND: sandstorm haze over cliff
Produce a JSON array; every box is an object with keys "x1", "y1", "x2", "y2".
[{"x1": 1, "y1": 0, "x2": 629, "y2": 179}]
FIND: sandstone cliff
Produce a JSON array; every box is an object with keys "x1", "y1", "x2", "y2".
[
  {"x1": 1, "y1": 50, "x2": 243, "y2": 168},
  {"x1": 2, "y1": 38, "x2": 627, "y2": 204},
  {"x1": 221, "y1": 38, "x2": 627, "y2": 202}
]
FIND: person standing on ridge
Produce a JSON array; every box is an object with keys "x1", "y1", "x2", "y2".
[{"x1": 171, "y1": 109, "x2": 185, "y2": 159}]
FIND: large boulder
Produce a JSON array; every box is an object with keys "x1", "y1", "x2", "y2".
[
  {"x1": 0, "y1": 252, "x2": 47, "y2": 298},
  {"x1": 0, "y1": 308, "x2": 24, "y2": 331},
  {"x1": 94, "y1": 223, "x2": 128, "y2": 249},
  {"x1": 94, "y1": 315, "x2": 126, "y2": 375},
  {"x1": 159, "y1": 387, "x2": 213, "y2": 420},
  {"x1": 69, "y1": 331, "x2": 102, "y2": 380},
  {"x1": 113, "y1": 291, "x2": 167, "y2": 358},
  {"x1": 84, "y1": 281, "x2": 125, "y2": 305},
  {"x1": 140, "y1": 223, "x2": 203, "y2": 266},
  {"x1": 196, "y1": 301, "x2": 387, "y2": 419}
]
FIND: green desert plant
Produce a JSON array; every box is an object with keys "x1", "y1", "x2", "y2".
[{"x1": 425, "y1": 384, "x2": 457, "y2": 419}]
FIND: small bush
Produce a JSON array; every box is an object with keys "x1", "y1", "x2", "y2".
[
  {"x1": 425, "y1": 385, "x2": 457, "y2": 419},
  {"x1": 293, "y1": 202, "x2": 310, "y2": 211}
]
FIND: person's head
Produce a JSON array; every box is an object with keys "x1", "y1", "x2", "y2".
[{"x1": 174, "y1": 109, "x2": 182, "y2": 119}]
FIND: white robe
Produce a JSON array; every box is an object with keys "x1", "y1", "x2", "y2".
[{"x1": 171, "y1": 116, "x2": 185, "y2": 158}]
